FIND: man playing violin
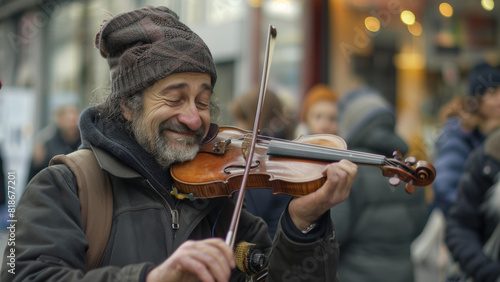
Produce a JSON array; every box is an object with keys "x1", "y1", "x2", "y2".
[{"x1": 1, "y1": 6, "x2": 357, "y2": 282}]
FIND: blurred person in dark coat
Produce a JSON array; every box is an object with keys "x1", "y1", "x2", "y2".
[
  {"x1": 330, "y1": 87, "x2": 428, "y2": 282},
  {"x1": 27, "y1": 105, "x2": 81, "y2": 181},
  {"x1": 445, "y1": 127, "x2": 500, "y2": 282},
  {"x1": 433, "y1": 62, "x2": 500, "y2": 216}
]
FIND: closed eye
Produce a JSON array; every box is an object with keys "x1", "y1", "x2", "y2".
[
  {"x1": 196, "y1": 101, "x2": 210, "y2": 109},
  {"x1": 165, "y1": 99, "x2": 182, "y2": 106}
]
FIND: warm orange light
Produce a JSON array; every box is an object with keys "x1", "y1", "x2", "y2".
[
  {"x1": 408, "y1": 21, "x2": 423, "y2": 36},
  {"x1": 247, "y1": 0, "x2": 263, "y2": 8},
  {"x1": 439, "y1": 3, "x2": 454, "y2": 17},
  {"x1": 365, "y1": 16, "x2": 381, "y2": 32},
  {"x1": 401, "y1": 10, "x2": 416, "y2": 25}
]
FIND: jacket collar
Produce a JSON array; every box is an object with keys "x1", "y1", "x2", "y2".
[
  {"x1": 91, "y1": 143, "x2": 222, "y2": 251},
  {"x1": 91, "y1": 144, "x2": 142, "y2": 179}
]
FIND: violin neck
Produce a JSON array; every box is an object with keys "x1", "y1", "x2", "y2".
[{"x1": 267, "y1": 140, "x2": 385, "y2": 166}]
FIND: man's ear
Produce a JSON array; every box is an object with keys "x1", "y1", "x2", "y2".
[{"x1": 120, "y1": 100, "x2": 134, "y2": 121}]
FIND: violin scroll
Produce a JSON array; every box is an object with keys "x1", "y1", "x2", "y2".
[
  {"x1": 381, "y1": 152, "x2": 436, "y2": 194},
  {"x1": 403, "y1": 160, "x2": 436, "y2": 195},
  {"x1": 415, "y1": 160, "x2": 436, "y2": 184}
]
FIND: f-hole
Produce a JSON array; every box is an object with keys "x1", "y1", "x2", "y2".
[{"x1": 224, "y1": 161, "x2": 260, "y2": 174}]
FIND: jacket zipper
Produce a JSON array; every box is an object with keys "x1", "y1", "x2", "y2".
[{"x1": 145, "y1": 179, "x2": 180, "y2": 230}]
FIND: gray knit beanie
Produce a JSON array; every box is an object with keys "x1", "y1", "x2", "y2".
[
  {"x1": 338, "y1": 87, "x2": 394, "y2": 141},
  {"x1": 338, "y1": 87, "x2": 408, "y2": 156},
  {"x1": 95, "y1": 6, "x2": 217, "y2": 98}
]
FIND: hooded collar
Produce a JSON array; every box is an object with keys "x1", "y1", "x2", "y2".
[{"x1": 79, "y1": 107, "x2": 174, "y2": 194}]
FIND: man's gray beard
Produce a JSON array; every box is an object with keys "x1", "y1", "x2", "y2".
[{"x1": 131, "y1": 116, "x2": 205, "y2": 170}]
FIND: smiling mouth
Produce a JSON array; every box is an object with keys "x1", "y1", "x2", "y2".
[
  {"x1": 164, "y1": 130, "x2": 200, "y2": 145},
  {"x1": 165, "y1": 129, "x2": 193, "y2": 138}
]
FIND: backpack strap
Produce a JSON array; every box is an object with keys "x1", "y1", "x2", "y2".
[{"x1": 50, "y1": 149, "x2": 113, "y2": 270}]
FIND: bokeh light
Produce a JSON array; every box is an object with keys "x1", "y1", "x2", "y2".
[
  {"x1": 408, "y1": 21, "x2": 423, "y2": 36},
  {"x1": 439, "y1": 3, "x2": 454, "y2": 17},
  {"x1": 365, "y1": 16, "x2": 381, "y2": 32},
  {"x1": 401, "y1": 10, "x2": 416, "y2": 25},
  {"x1": 481, "y1": 0, "x2": 495, "y2": 11}
]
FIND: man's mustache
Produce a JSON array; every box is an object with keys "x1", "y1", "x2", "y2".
[{"x1": 159, "y1": 120, "x2": 205, "y2": 143}]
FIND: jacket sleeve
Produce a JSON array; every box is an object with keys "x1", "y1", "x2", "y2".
[
  {"x1": 266, "y1": 210, "x2": 339, "y2": 282},
  {"x1": 445, "y1": 149, "x2": 500, "y2": 282},
  {"x1": 0, "y1": 165, "x2": 153, "y2": 282},
  {"x1": 433, "y1": 126, "x2": 473, "y2": 215},
  {"x1": 230, "y1": 197, "x2": 339, "y2": 282}
]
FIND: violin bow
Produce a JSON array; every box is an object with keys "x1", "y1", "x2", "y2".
[{"x1": 226, "y1": 25, "x2": 277, "y2": 248}]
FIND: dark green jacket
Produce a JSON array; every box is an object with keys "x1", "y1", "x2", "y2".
[{"x1": 332, "y1": 87, "x2": 428, "y2": 282}]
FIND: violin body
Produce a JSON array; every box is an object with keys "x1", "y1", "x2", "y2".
[
  {"x1": 171, "y1": 126, "x2": 347, "y2": 199},
  {"x1": 170, "y1": 126, "x2": 436, "y2": 200}
]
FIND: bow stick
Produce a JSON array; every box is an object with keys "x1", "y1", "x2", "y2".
[{"x1": 226, "y1": 25, "x2": 277, "y2": 248}]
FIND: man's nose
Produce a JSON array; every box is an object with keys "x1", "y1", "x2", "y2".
[{"x1": 177, "y1": 103, "x2": 202, "y2": 131}]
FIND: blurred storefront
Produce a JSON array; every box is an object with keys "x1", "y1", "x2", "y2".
[
  {"x1": 0, "y1": 0, "x2": 499, "y2": 191},
  {"x1": 331, "y1": 0, "x2": 500, "y2": 158}
]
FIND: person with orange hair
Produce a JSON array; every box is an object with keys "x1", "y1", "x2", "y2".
[{"x1": 296, "y1": 84, "x2": 339, "y2": 136}]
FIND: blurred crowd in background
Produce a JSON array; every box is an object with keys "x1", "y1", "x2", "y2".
[{"x1": 1, "y1": 0, "x2": 500, "y2": 281}]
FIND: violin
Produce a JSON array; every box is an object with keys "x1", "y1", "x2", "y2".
[{"x1": 170, "y1": 125, "x2": 436, "y2": 200}]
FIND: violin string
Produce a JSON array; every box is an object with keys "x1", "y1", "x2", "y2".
[
  {"x1": 256, "y1": 135, "x2": 418, "y2": 173},
  {"x1": 237, "y1": 134, "x2": 421, "y2": 183},
  {"x1": 268, "y1": 140, "x2": 387, "y2": 165},
  {"x1": 254, "y1": 135, "x2": 367, "y2": 158},
  {"x1": 266, "y1": 138, "x2": 386, "y2": 162},
  {"x1": 251, "y1": 135, "x2": 417, "y2": 174},
  {"x1": 384, "y1": 159, "x2": 415, "y2": 174}
]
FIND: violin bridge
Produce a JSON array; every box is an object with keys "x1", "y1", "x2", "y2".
[
  {"x1": 212, "y1": 139, "x2": 231, "y2": 154},
  {"x1": 241, "y1": 134, "x2": 252, "y2": 160}
]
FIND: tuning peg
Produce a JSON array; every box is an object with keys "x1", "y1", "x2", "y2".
[
  {"x1": 389, "y1": 177, "x2": 400, "y2": 187},
  {"x1": 392, "y1": 151, "x2": 403, "y2": 161},
  {"x1": 405, "y1": 183, "x2": 415, "y2": 194},
  {"x1": 405, "y1": 156, "x2": 416, "y2": 166}
]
